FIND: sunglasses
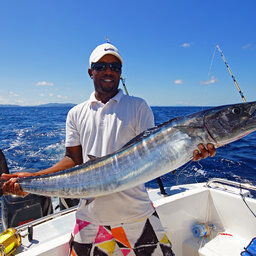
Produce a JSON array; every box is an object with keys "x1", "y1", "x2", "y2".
[{"x1": 91, "y1": 62, "x2": 122, "y2": 72}]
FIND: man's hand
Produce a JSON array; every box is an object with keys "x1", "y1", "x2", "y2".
[
  {"x1": 0, "y1": 146, "x2": 82, "y2": 197},
  {"x1": 1, "y1": 172, "x2": 34, "y2": 197},
  {"x1": 192, "y1": 143, "x2": 216, "y2": 161}
]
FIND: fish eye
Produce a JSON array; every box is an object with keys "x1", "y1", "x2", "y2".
[{"x1": 232, "y1": 107, "x2": 241, "y2": 115}]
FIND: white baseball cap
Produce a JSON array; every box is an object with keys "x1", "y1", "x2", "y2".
[{"x1": 89, "y1": 43, "x2": 123, "y2": 68}]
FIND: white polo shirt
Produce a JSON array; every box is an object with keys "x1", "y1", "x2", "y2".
[{"x1": 65, "y1": 89, "x2": 155, "y2": 225}]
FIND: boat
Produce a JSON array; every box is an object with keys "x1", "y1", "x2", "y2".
[{"x1": 2, "y1": 178, "x2": 255, "y2": 256}]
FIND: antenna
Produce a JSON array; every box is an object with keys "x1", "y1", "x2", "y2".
[{"x1": 105, "y1": 36, "x2": 111, "y2": 44}]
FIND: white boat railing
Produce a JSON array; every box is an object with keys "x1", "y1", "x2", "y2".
[
  {"x1": 206, "y1": 178, "x2": 256, "y2": 192},
  {"x1": 16, "y1": 205, "x2": 78, "y2": 242},
  {"x1": 17, "y1": 205, "x2": 78, "y2": 232}
]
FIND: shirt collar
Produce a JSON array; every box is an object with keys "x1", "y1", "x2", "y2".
[{"x1": 89, "y1": 89, "x2": 124, "y2": 104}]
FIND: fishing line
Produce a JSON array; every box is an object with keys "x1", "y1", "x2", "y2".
[
  {"x1": 24, "y1": 149, "x2": 42, "y2": 165},
  {"x1": 175, "y1": 160, "x2": 193, "y2": 185},
  {"x1": 200, "y1": 45, "x2": 217, "y2": 111},
  {"x1": 193, "y1": 161, "x2": 204, "y2": 184},
  {"x1": 240, "y1": 188, "x2": 256, "y2": 218},
  {"x1": 20, "y1": 149, "x2": 43, "y2": 171},
  {"x1": 176, "y1": 160, "x2": 206, "y2": 185},
  {"x1": 208, "y1": 45, "x2": 217, "y2": 78}
]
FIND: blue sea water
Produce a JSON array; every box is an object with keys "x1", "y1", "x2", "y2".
[
  {"x1": 0, "y1": 105, "x2": 255, "y2": 187},
  {"x1": 0, "y1": 105, "x2": 255, "y2": 231}
]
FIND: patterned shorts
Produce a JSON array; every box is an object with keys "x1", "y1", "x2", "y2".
[{"x1": 70, "y1": 211, "x2": 175, "y2": 256}]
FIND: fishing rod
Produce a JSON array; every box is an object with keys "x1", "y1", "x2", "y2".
[
  {"x1": 120, "y1": 76, "x2": 167, "y2": 195},
  {"x1": 120, "y1": 76, "x2": 129, "y2": 96},
  {"x1": 106, "y1": 36, "x2": 167, "y2": 194},
  {"x1": 216, "y1": 44, "x2": 247, "y2": 103}
]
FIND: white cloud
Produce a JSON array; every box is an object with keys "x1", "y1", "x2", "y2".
[
  {"x1": 40, "y1": 94, "x2": 45, "y2": 97},
  {"x1": 200, "y1": 76, "x2": 217, "y2": 85},
  {"x1": 174, "y1": 79, "x2": 183, "y2": 85},
  {"x1": 14, "y1": 99, "x2": 24, "y2": 104},
  {"x1": 9, "y1": 92, "x2": 19, "y2": 97},
  {"x1": 180, "y1": 43, "x2": 191, "y2": 48},
  {"x1": 9, "y1": 91, "x2": 19, "y2": 97},
  {"x1": 57, "y1": 95, "x2": 68, "y2": 99},
  {"x1": 242, "y1": 44, "x2": 252, "y2": 49},
  {"x1": 49, "y1": 93, "x2": 54, "y2": 97},
  {"x1": 0, "y1": 92, "x2": 25, "y2": 105},
  {"x1": 0, "y1": 95, "x2": 8, "y2": 104},
  {"x1": 36, "y1": 81, "x2": 54, "y2": 86}
]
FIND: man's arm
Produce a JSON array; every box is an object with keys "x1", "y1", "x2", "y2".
[
  {"x1": 2, "y1": 145, "x2": 83, "y2": 196},
  {"x1": 32, "y1": 145, "x2": 83, "y2": 176}
]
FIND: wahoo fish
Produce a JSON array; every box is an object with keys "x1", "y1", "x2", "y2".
[{"x1": 2, "y1": 101, "x2": 256, "y2": 198}]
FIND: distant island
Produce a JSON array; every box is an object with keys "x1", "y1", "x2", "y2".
[
  {"x1": 0, "y1": 103, "x2": 213, "y2": 108},
  {"x1": 37, "y1": 103, "x2": 76, "y2": 107},
  {"x1": 0, "y1": 103, "x2": 76, "y2": 108}
]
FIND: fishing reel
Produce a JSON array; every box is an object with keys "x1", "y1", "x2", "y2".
[{"x1": 0, "y1": 228, "x2": 21, "y2": 256}]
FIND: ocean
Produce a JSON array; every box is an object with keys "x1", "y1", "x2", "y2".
[
  {"x1": 1, "y1": 105, "x2": 256, "y2": 187},
  {"x1": 0, "y1": 106, "x2": 256, "y2": 229}
]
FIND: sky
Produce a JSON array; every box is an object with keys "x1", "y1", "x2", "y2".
[{"x1": 0, "y1": 0, "x2": 255, "y2": 106}]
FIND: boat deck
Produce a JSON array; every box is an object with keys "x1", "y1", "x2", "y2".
[{"x1": 13, "y1": 179, "x2": 256, "y2": 256}]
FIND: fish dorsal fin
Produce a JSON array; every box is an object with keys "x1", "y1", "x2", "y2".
[
  {"x1": 87, "y1": 155, "x2": 97, "y2": 161},
  {"x1": 121, "y1": 126, "x2": 160, "y2": 149},
  {"x1": 121, "y1": 116, "x2": 183, "y2": 149}
]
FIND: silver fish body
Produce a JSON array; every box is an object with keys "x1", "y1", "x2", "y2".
[{"x1": 17, "y1": 101, "x2": 256, "y2": 198}]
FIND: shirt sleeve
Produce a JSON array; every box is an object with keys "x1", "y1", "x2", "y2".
[
  {"x1": 65, "y1": 108, "x2": 81, "y2": 147},
  {"x1": 135, "y1": 100, "x2": 155, "y2": 135}
]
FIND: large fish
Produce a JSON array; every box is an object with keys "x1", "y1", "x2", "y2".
[{"x1": 1, "y1": 101, "x2": 256, "y2": 198}]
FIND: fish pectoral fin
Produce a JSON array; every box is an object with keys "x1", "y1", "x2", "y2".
[{"x1": 174, "y1": 125, "x2": 205, "y2": 137}]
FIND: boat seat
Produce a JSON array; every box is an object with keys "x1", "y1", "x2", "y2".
[{"x1": 198, "y1": 234, "x2": 250, "y2": 256}]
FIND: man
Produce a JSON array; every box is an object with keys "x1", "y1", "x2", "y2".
[{"x1": 2, "y1": 42, "x2": 216, "y2": 255}]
